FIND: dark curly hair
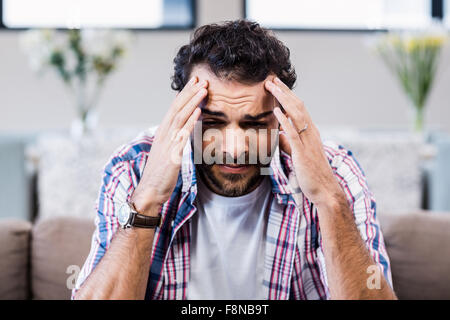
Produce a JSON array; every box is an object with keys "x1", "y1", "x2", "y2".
[{"x1": 171, "y1": 19, "x2": 297, "y2": 91}]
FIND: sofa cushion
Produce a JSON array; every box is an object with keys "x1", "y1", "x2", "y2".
[
  {"x1": 31, "y1": 216, "x2": 95, "y2": 300},
  {"x1": 378, "y1": 211, "x2": 450, "y2": 299},
  {"x1": 0, "y1": 219, "x2": 32, "y2": 299},
  {"x1": 28, "y1": 212, "x2": 450, "y2": 300}
]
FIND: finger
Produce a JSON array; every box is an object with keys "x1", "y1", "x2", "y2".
[
  {"x1": 185, "y1": 106, "x2": 202, "y2": 131},
  {"x1": 177, "y1": 76, "x2": 197, "y2": 100},
  {"x1": 170, "y1": 107, "x2": 202, "y2": 162},
  {"x1": 273, "y1": 78, "x2": 317, "y2": 142},
  {"x1": 267, "y1": 77, "x2": 314, "y2": 123},
  {"x1": 163, "y1": 76, "x2": 203, "y2": 126},
  {"x1": 159, "y1": 78, "x2": 206, "y2": 136},
  {"x1": 164, "y1": 77, "x2": 197, "y2": 119},
  {"x1": 172, "y1": 77, "x2": 208, "y2": 114},
  {"x1": 273, "y1": 77, "x2": 311, "y2": 117},
  {"x1": 273, "y1": 77, "x2": 299, "y2": 101},
  {"x1": 180, "y1": 107, "x2": 202, "y2": 145},
  {"x1": 171, "y1": 87, "x2": 207, "y2": 129},
  {"x1": 273, "y1": 107, "x2": 302, "y2": 148},
  {"x1": 265, "y1": 80, "x2": 305, "y2": 125}
]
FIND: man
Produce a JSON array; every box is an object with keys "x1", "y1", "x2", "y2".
[{"x1": 73, "y1": 19, "x2": 396, "y2": 300}]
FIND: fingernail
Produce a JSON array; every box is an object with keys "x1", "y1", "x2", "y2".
[
  {"x1": 275, "y1": 77, "x2": 281, "y2": 83},
  {"x1": 189, "y1": 76, "x2": 196, "y2": 84}
]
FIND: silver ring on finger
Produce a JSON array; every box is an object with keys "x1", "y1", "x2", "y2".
[{"x1": 297, "y1": 122, "x2": 308, "y2": 135}]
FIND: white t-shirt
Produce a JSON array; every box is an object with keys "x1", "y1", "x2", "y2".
[{"x1": 187, "y1": 175, "x2": 272, "y2": 300}]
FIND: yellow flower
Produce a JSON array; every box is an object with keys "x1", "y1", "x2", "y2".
[
  {"x1": 406, "y1": 38, "x2": 419, "y2": 52},
  {"x1": 402, "y1": 35, "x2": 446, "y2": 53},
  {"x1": 386, "y1": 34, "x2": 402, "y2": 48},
  {"x1": 424, "y1": 36, "x2": 445, "y2": 48}
]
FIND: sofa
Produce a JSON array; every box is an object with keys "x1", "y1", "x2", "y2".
[{"x1": 1, "y1": 211, "x2": 450, "y2": 300}]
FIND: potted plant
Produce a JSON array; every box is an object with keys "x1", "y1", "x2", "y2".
[
  {"x1": 375, "y1": 31, "x2": 446, "y2": 136},
  {"x1": 20, "y1": 29, "x2": 133, "y2": 139}
]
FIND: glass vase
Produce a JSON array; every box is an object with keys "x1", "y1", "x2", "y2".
[
  {"x1": 413, "y1": 106, "x2": 425, "y2": 133},
  {"x1": 71, "y1": 107, "x2": 98, "y2": 140},
  {"x1": 69, "y1": 77, "x2": 103, "y2": 140}
]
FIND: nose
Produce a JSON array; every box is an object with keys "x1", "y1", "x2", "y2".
[{"x1": 222, "y1": 126, "x2": 256, "y2": 164}]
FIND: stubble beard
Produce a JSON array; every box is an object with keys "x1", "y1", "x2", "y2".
[{"x1": 197, "y1": 164, "x2": 267, "y2": 197}]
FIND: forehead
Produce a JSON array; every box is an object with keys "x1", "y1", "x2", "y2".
[{"x1": 190, "y1": 64, "x2": 277, "y2": 115}]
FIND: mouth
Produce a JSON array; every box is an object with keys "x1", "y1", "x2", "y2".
[{"x1": 217, "y1": 164, "x2": 251, "y2": 174}]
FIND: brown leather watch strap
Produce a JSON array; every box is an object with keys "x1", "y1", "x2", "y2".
[{"x1": 131, "y1": 212, "x2": 161, "y2": 229}]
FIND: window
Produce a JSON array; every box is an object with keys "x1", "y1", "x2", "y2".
[
  {"x1": 445, "y1": 0, "x2": 450, "y2": 27},
  {"x1": 0, "y1": 0, "x2": 195, "y2": 29},
  {"x1": 245, "y1": 0, "x2": 444, "y2": 31}
]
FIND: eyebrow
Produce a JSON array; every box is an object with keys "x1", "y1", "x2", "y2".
[
  {"x1": 243, "y1": 111, "x2": 273, "y2": 121},
  {"x1": 201, "y1": 109, "x2": 226, "y2": 117},
  {"x1": 201, "y1": 109, "x2": 273, "y2": 120}
]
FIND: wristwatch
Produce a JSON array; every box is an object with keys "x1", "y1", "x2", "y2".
[{"x1": 117, "y1": 201, "x2": 162, "y2": 229}]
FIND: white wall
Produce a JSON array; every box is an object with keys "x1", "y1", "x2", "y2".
[{"x1": 1, "y1": 0, "x2": 449, "y2": 134}]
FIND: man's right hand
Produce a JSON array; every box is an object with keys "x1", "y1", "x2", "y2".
[{"x1": 130, "y1": 76, "x2": 208, "y2": 216}]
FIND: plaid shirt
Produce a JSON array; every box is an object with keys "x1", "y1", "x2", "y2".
[{"x1": 72, "y1": 127, "x2": 392, "y2": 300}]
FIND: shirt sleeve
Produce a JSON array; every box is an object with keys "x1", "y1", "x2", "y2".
[
  {"x1": 71, "y1": 152, "x2": 135, "y2": 299},
  {"x1": 321, "y1": 143, "x2": 394, "y2": 289}
]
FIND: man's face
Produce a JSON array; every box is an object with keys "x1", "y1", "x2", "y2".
[{"x1": 190, "y1": 64, "x2": 279, "y2": 197}]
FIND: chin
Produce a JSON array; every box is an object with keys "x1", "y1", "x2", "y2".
[{"x1": 200, "y1": 164, "x2": 263, "y2": 197}]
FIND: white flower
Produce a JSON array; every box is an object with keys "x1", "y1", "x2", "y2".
[
  {"x1": 19, "y1": 29, "x2": 54, "y2": 71},
  {"x1": 80, "y1": 29, "x2": 134, "y2": 59},
  {"x1": 111, "y1": 30, "x2": 134, "y2": 54},
  {"x1": 19, "y1": 29, "x2": 52, "y2": 52},
  {"x1": 19, "y1": 28, "x2": 134, "y2": 80},
  {"x1": 19, "y1": 29, "x2": 68, "y2": 72},
  {"x1": 80, "y1": 29, "x2": 113, "y2": 59}
]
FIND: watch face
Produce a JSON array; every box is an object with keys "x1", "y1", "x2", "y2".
[{"x1": 118, "y1": 203, "x2": 130, "y2": 226}]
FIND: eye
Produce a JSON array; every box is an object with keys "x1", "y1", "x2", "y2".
[
  {"x1": 202, "y1": 119, "x2": 225, "y2": 126},
  {"x1": 242, "y1": 121, "x2": 268, "y2": 128}
]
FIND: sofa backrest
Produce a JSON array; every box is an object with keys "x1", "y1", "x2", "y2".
[
  {"x1": 1, "y1": 211, "x2": 450, "y2": 300},
  {"x1": 378, "y1": 211, "x2": 450, "y2": 299},
  {"x1": 0, "y1": 219, "x2": 31, "y2": 299},
  {"x1": 30, "y1": 211, "x2": 450, "y2": 300},
  {"x1": 31, "y1": 216, "x2": 95, "y2": 300}
]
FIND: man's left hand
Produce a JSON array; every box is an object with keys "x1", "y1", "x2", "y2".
[{"x1": 264, "y1": 76, "x2": 345, "y2": 208}]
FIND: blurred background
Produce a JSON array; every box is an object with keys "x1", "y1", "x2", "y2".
[{"x1": 1, "y1": 0, "x2": 450, "y2": 300}]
